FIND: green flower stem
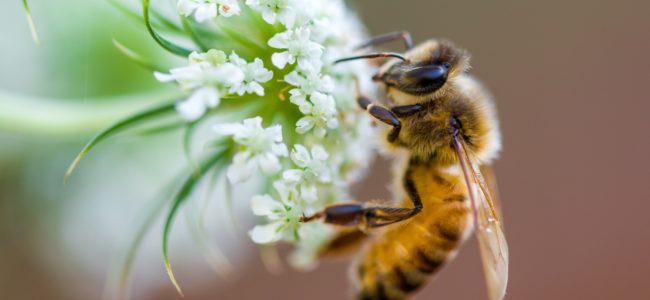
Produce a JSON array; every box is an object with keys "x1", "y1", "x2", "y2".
[{"x1": 0, "y1": 89, "x2": 180, "y2": 137}]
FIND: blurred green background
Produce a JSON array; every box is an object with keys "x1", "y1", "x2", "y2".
[{"x1": 2, "y1": 0, "x2": 650, "y2": 299}]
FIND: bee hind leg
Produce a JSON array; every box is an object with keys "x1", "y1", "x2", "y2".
[
  {"x1": 301, "y1": 169, "x2": 423, "y2": 229},
  {"x1": 300, "y1": 203, "x2": 417, "y2": 229}
]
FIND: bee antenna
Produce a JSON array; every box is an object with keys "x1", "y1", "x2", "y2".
[{"x1": 334, "y1": 52, "x2": 406, "y2": 65}]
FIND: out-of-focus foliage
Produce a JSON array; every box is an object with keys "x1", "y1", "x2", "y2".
[
  {"x1": 0, "y1": 1, "x2": 193, "y2": 299},
  {"x1": 1, "y1": 0, "x2": 171, "y2": 100}
]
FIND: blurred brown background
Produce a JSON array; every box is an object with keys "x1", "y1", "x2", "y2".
[
  {"x1": 215, "y1": 0, "x2": 650, "y2": 299},
  {"x1": 2, "y1": 0, "x2": 650, "y2": 299}
]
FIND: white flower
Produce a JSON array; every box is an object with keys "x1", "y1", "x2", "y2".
[
  {"x1": 228, "y1": 52, "x2": 273, "y2": 96},
  {"x1": 245, "y1": 0, "x2": 294, "y2": 25},
  {"x1": 155, "y1": 50, "x2": 246, "y2": 120},
  {"x1": 177, "y1": 0, "x2": 216, "y2": 22},
  {"x1": 294, "y1": 92, "x2": 338, "y2": 137},
  {"x1": 249, "y1": 181, "x2": 303, "y2": 244},
  {"x1": 218, "y1": 0, "x2": 241, "y2": 17},
  {"x1": 177, "y1": 0, "x2": 240, "y2": 22},
  {"x1": 285, "y1": 66, "x2": 334, "y2": 112},
  {"x1": 214, "y1": 117, "x2": 289, "y2": 183},
  {"x1": 268, "y1": 27, "x2": 323, "y2": 69},
  {"x1": 189, "y1": 49, "x2": 228, "y2": 65},
  {"x1": 154, "y1": 56, "x2": 244, "y2": 90},
  {"x1": 283, "y1": 144, "x2": 330, "y2": 202}
]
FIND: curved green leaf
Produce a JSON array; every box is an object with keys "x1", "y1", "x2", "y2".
[
  {"x1": 183, "y1": 169, "x2": 233, "y2": 277},
  {"x1": 143, "y1": 0, "x2": 193, "y2": 57},
  {"x1": 64, "y1": 101, "x2": 177, "y2": 182},
  {"x1": 162, "y1": 150, "x2": 228, "y2": 296},
  {"x1": 131, "y1": 121, "x2": 186, "y2": 137}
]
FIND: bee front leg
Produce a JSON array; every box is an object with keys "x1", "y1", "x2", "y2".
[{"x1": 358, "y1": 95, "x2": 402, "y2": 143}]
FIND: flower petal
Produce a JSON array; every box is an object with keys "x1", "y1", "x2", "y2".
[
  {"x1": 194, "y1": 3, "x2": 217, "y2": 23},
  {"x1": 257, "y1": 152, "x2": 281, "y2": 175},
  {"x1": 249, "y1": 222, "x2": 283, "y2": 244},
  {"x1": 251, "y1": 194, "x2": 282, "y2": 216},
  {"x1": 177, "y1": 0, "x2": 199, "y2": 16},
  {"x1": 268, "y1": 31, "x2": 289, "y2": 49},
  {"x1": 300, "y1": 184, "x2": 318, "y2": 203},
  {"x1": 175, "y1": 97, "x2": 206, "y2": 121},
  {"x1": 283, "y1": 169, "x2": 303, "y2": 183},
  {"x1": 311, "y1": 145, "x2": 329, "y2": 161},
  {"x1": 296, "y1": 117, "x2": 314, "y2": 134},
  {"x1": 271, "y1": 52, "x2": 293, "y2": 69},
  {"x1": 271, "y1": 142, "x2": 289, "y2": 157},
  {"x1": 227, "y1": 152, "x2": 255, "y2": 183},
  {"x1": 291, "y1": 144, "x2": 310, "y2": 167},
  {"x1": 153, "y1": 71, "x2": 176, "y2": 82},
  {"x1": 213, "y1": 122, "x2": 245, "y2": 136}
]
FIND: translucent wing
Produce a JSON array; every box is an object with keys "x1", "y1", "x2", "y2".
[{"x1": 452, "y1": 135, "x2": 509, "y2": 300}]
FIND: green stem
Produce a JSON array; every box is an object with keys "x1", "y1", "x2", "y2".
[{"x1": 0, "y1": 89, "x2": 179, "y2": 136}]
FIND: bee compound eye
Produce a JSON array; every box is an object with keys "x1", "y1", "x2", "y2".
[{"x1": 408, "y1": 66, "x2": 447, "y2": 83}]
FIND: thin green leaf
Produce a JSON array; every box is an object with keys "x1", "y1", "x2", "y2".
[
  {"x1": 131, "y1": 121, "x2": 185, "y2": 137},
  {"x1": 143, "y1": 0, "x2": 193, "y2": 57},
  {"x1": 64, "y1": 102, "x2": 177, "y2": 182},
  {"x1": 162, "y1": 150, "x2": 228, "y2": 296},
  {"x1": 113, "y1": 38, "x2": 165, "y2": 72},
  {"x1": 22, "y1": 0, "x2": 40, "y2": 45},
  {"x1": 182, "y1": 122, "x2": 200, "y2": 176},
  {"x1": 183, "y1": 169, "x2": 233, "y2": 277}
]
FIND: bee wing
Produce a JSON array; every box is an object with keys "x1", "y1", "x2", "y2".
[
  {"x1": 480, "y1": 165, "x2": 504, "y2": 222},
  {"x1": 452, "y1": 135, "x2": 509, "y2": 300}
]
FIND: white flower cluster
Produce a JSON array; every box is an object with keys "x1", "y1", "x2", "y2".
[
  {"x1": 155, "y1": 50, "x2": 272, "y2": 121},
  {"x1": 177, "y1": 0, "x2": 241, "y2": 22},
  {"x1": 161, "y1": 0, "x2": 377, "y2": 267}
]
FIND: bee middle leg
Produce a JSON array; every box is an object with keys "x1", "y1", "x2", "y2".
[{"x1": 301, "y1": 168, "x2": 423, "y2": 229}]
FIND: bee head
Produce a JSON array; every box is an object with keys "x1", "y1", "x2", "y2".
[{"x1": 374, "y1": 40, "x2": 470, "y2": 96}]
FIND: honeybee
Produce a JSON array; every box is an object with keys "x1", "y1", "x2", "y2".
[{"x1": 301, "y1": 31, "x2": 509, "y2": 300}]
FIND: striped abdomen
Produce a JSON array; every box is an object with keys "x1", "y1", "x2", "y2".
[{"x1": 356, "y1": 163, "x2": 472, "y2": 300}]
